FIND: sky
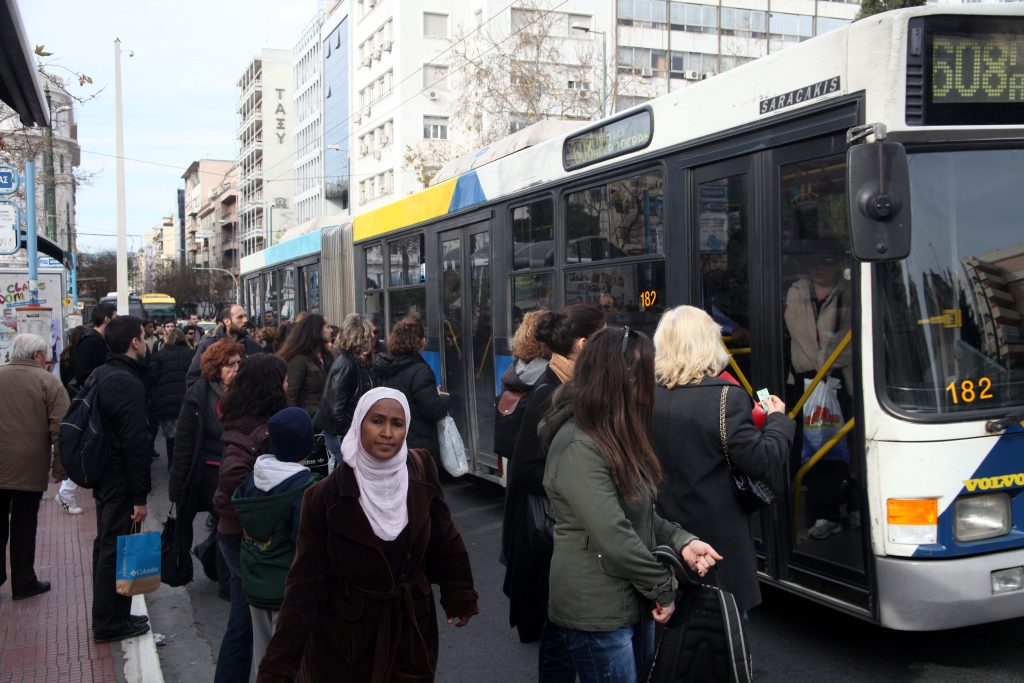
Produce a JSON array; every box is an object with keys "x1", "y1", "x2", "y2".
[{"x1": 20, "y1": 0, "x2": 321, "y2": 251}]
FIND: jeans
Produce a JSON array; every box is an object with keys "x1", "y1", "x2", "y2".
[
  {"x1": 215, "y1": 533, "x2": 252, "y2": 683},
  {"x1": 538, "y1": 620, "x2": 577, "y2": 683},
  {"x1": 547, "y1": 619, "x2": 655, "y2": 683},
  {"x1": 324, "y1": 432, "x2": 342, "y2": 465}
]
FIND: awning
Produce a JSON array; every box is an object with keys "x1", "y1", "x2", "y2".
[
  {"x1": 20, "y1": 231, "x2": 69, "y2": 268},
  {"x1": 0, "y1": 0, "x2": 48, "y2": 127}
]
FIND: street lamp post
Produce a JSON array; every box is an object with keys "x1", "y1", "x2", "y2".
[
  {"x1": 193, "y1": 266, "x2": 240, "y2": 307},
  {"x1": 573, "y1": 25, "x2": 607, "y2": 118}
]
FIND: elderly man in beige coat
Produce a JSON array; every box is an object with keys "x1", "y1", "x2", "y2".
[{"x1": 0, "y1": 333, "x2": 69, "y2": 600}]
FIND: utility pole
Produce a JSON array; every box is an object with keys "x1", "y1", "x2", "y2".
[{"x1": 114, "y1": 39, "x2": 129, "y2": 315}]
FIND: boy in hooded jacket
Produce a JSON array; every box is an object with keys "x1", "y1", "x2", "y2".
[{"x1": 232, "y1": 407, "x2": 319, "y2": 669}]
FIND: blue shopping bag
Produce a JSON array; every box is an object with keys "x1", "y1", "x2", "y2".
[{"x1": 116, "y1": 525, "x2": 162, "y2": 596}]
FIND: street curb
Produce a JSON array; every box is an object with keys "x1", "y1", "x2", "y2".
[{"x1": 121, "y1": 594, "x2": 165, "y2": 683}]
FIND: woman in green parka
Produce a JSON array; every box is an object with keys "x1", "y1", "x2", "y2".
[{"x1": 541, "y1": 327, "x2": 723, "y2": 683}]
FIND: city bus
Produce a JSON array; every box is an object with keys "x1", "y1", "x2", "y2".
[
  {"x1": 140, "y1": 293, "x2": 177, "y2": 322},
  {"x1": 322, "y1": 5, "x2": 1024, "y2": 630}
]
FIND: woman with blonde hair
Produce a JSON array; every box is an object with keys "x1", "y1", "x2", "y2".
[
  {"x1": 315, "y1": 313, "x2": 376, "y2": 465},
  {"x1": 651, "y1": 305, "x2": 794, "y2": 614}
]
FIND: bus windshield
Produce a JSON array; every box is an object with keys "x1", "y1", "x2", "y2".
[{"x1": 878, "y1": 148, "x2": 1024, "y2": 416}]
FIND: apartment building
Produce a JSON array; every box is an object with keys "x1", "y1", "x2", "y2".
[
  {"x1": 181, "y1": 159, "x2": 234, "y2": 267},
  {"x1": 295, "y1": 10, "x2": 326, "y2": 227},
  {"x1": 237, "y1": 49, "x2": 296, "y2": 257},
  {"x1": 195, "y1": 166, "x2": 240, "y2": 282}
]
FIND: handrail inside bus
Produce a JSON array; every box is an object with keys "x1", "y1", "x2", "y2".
[
  {"x1": 444, "y1": 319, "x2": 462, "y2": 359},
  {"x1": 787, "y1": 330, "x2": 853, "y2": 420},
  {"x1": 722, "y1": 339, "x2": 754, "y2": 396},
  {"x1": 792, "y1": 418, "x2": 856, "y2": 534}
]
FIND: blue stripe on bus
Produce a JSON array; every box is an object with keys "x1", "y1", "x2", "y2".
[
  {"x1": 912, "y1": 425, "x2": 1024, "y2": 558},
  {"x1": 494, "y1": 354, "x2": 513, "y2": 396},
  {"x1": 422, "y1": 350, "x2": 442, "y2": 386},
  {"x1": 260, "y1": 228, "x2": 323, "y2": 268},
  {"x1": 448, "y1": 171, "x2": 486, "y2": 213}
]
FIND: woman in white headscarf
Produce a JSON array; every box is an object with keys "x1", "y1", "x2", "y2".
[{"x1": 257, "y1": 388, "x2": 478, "y2": 683}]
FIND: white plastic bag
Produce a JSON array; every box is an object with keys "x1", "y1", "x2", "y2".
[
  {"x1": 437, "y1": 415, "x2": 469, "y2": 477},
  {"x1": 801, "y1": 377, "x2": 849, "y2": 463}
]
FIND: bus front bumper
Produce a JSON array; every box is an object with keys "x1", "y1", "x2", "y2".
[{"x1": 876, "y1": 549, "x2": 1024, "y2": 630}]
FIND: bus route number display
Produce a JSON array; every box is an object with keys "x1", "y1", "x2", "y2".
[
  {"x1": 563, "y1": 109, "x2": 653, "y2": 171},
  {"x1": 945, "y1": 376, "x2": 994, "y2": 405},
  {"x1": 931, "y1": 33, "x2": 1024, "y2": 104}
]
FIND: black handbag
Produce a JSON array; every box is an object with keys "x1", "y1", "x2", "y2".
[
  {"x1": 306, "y1": 431, "x2": 331, "y2": 479},
  {"x1": 525, "y1": 493, "x2": 555, "y2": 555},
  {"x1": 160, "y1": 505, "x2": 193, "y2": 587},
  {"x1": 648, "y1": 546, "x2": 753, "y2": 683},
  {"x1": 719, "y1": 386, "x2": 776, "y2": 513}
]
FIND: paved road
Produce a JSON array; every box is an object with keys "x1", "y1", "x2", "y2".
[{"x1": 145, "y1": 443, "x2": 1024, "y2": 682}]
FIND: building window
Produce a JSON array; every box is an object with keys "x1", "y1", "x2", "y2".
[
  {"x1": 423, "y1": 115, "x2": 449, "y2": 140},
  {"x1": 424, "y1": 12, "x2": 448, "y2": 38},
  {"x1": 567, "y1": 80, "x2": 590, "y2": 90},
  {"x1": 423, "y1": 63, "x2": 449, "y2": 90}
]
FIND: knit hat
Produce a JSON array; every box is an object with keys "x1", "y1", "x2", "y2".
[{"x1": 267, "y1": 407, "x2": 315, "y2": 463}]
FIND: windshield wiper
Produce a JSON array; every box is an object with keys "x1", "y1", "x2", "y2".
[{"x1": 986, "y1": 408, "x2": 1024, "y2": 434}]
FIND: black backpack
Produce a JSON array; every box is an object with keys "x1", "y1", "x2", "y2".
[{"x1": 58, "y1": 368, "x2": 128, "y2": 488}]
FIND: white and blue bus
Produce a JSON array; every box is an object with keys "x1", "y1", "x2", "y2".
[{"x1": 307, "y1": 5, "x2": 1023, "y2": 629}]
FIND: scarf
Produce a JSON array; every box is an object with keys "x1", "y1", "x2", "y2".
[
  {"x1": 548, "y1": 353, "x2": 575, "y2": 384},
  {"x1": 341, "y1": 388, "x2": 412, "y2": 541},
  {"x1": 253, "y1": 454, "x2": 309, "y2": 492}
]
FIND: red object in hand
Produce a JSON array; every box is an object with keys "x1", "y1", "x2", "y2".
[{"x1": 719, "y1": 371, "x2": 767, "y2": 428}]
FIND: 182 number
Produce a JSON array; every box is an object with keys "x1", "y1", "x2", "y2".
[{"x1": 946, "y1": 377, "x2": 994, "y2": 404}]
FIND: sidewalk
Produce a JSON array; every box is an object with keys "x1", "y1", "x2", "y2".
[{"x1": 1, "y1": 483, "x2": 118, "y2": 682}]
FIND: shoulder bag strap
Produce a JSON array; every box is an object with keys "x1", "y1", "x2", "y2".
[{"x1": 719, "y1": 385, "x2": 736, "y2": 473}]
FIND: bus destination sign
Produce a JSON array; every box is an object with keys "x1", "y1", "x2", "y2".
[
  {"x1": 563, "y1": 109, "x2": 653, "y2": 171},
  {"x1": 931, "y1": 33, "x2": 1024, "y2": 104}
]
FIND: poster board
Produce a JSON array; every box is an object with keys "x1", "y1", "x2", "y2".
[{"x1": 0, "y1": 268, "x2": 67, "y2": 366}]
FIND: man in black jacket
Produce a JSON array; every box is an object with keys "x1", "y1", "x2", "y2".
[
  {"x1": 186, "y1": 304, "x2": 263, "y2": 386},
  {"x1": 57, "y1": 303, "x2": 118, "y2": 517},
  {"x1": 73, "y1": 303, "x2": 116, "y2": 387},
  {"x1": 91, "y1": 315, "x2": 154, "y2": 643}
]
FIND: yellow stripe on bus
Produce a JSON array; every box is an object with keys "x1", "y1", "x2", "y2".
[{"x1": 353, "y1": 178, "x2": 458, "y2": 242}]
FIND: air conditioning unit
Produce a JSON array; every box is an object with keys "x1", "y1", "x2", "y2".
[
  {"x1": 353, "y1": 111, "x2": 362, "y2": 124},
  {"x1": 382, "y1": 39, "x2": 393, "y2": 52},
  {"x1": 683, "y1": 69, "x2": 700, "y2": 80},
  {"x1": 363, "y1": 106, "x2": 372, "y2": 119},
  {"x1": 702, "y1": 72, "x2": 716, "y2": 80},
  {"x1": 379, "y1": 134, "x2": 390, "y2": 145},
  {"x1": 578, "y1": 89, "x2": 591, "y2": 99},
  {"x1": 373, "y1": 47, "x2": 382, "y2": 60},
  {"x1": 362, "y1": 55, "x2": 372, "y2": 67},
  {"x1": 640, "y1": 67, "x2": 654, "y2": 78},
  {"x1": 428, "y1": 90, "x2": 440, "y2": 101},
  {"x1": 359, "y1": 144, "x2": 369, "y2": 156},
  {"x1": 373, "y1": 150, "x2": 382, "y2": 160}
]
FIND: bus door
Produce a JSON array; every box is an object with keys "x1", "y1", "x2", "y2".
[
  {"x1": 770, "y1": 136, "x2": 870, "y2": 607},
  {"x1": 692, "y1": 158, "x2": 772, "y2": 565},
  {"x1": 439, "y1": 222, "x2": 497, "y2": 477}
]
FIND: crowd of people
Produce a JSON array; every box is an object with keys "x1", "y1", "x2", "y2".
[{"x1": 0, "y1": 296, "x2": 802, "y2": 682}]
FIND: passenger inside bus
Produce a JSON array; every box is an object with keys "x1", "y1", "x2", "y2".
[{"x1": 783, "y1": 238, "x2": 855, "y2": 540}]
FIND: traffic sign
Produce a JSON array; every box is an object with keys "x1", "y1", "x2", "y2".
[
  {"x1": 0, "y1": 165, "x2": 18, "y2": 195},
  {"x1": 0, "y1": 199, "x2": 21, "y2": 255}
]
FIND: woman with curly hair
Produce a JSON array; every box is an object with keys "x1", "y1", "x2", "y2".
[
  {"x1": 373, "y1": 316, "x2": 450, "y2": 463},
  {"x1": 213, "y1": 353, "x2": 289, "y2": 683}
]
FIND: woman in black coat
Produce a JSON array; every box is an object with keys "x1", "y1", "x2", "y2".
[
  {"x1": 149, "y1": 328, "x2": 195, "y2": 467},
  {"x1": 372, "y1": 316, "x2": 450, "y2": 461},
  {"x1": 315, "y1": 313, "x2": 375, "y2": 465},
  {"x1": 651, "y1": 306, "x2": 795, "y2": 612},
  {"x1": 502, "y1": 305, "x2": 604, "y2": 646}
]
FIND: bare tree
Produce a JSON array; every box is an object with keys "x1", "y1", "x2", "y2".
[{"x1": 404, "y1": 1, "x2": 603, "y2": 185}]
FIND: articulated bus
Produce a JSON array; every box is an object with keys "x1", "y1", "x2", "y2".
[{"x1": 311, "y1": 5, "x2": 1024, "y2": 629}]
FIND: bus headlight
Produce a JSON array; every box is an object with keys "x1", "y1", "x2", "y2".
[{"x1": 954, "y1": 494, "x2": 1011, "y2": 542}]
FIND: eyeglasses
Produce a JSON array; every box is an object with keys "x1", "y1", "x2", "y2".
[{"x1": 621, "y1": 326, "x2": 632, "y2": 355}]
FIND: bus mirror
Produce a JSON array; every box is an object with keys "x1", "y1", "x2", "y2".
[{"x1": 846, "y1": 141, "x2": 911, "y2": 261}]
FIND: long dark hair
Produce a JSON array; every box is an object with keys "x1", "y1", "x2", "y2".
[
  {"x1": 551, "y1": 327, "x2": 661, "y2": 501},
  {"x1": 220, "y1": 354, "x2": 288, "y2": 429},
  {"x1": 277, "y1": 313, "x2": 329, "y2": 364},
  {"x1": 534, "y1": 304, "x2": 605, "y2": 356}
]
